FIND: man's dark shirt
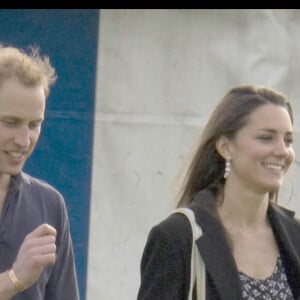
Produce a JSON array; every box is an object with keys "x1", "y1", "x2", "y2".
[{"x1": 0, "y1": 172, "x2": 79, "y2": 299}]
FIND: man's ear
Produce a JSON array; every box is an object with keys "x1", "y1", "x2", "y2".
[{"x1": 215, "y1": 136, "x2": 230, "y2": 159}]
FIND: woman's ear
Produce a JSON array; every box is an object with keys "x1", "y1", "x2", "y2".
[{"x1": 215, "y1": 136, "x2": 230, "y2": 159}]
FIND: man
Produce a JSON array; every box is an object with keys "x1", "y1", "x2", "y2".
[{"x1": 0, "y1": 45, "x2": 79, "y2": 299}]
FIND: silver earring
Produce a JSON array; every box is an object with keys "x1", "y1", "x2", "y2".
[{"x1": 224, "y1": 157, "x2": 231, "y2": 179}]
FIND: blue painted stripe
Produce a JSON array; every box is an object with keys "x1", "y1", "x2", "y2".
[{"x1": 0, "y1": 9, "x2": 99, "y2": 300}]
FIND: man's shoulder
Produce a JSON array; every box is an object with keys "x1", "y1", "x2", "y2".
[{"x1": 19, "y1": 172, "x2": 64, "y2": 199}]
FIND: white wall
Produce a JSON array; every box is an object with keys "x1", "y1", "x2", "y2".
[{"x1": 87, "y1": 9, "x2": 300, "y2": 300}]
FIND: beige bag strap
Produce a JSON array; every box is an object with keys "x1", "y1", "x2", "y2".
[{"x1": 173, "y1": 208, "x2": 206, "y2": 300}]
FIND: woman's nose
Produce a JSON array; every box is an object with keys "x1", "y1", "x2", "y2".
[{"x1": 273, "y1": 139, "x2": 289, "y2": 157}]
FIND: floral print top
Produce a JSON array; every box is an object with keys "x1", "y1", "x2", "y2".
[{"x1": 238, "y1": 256, "x2": 294, "y2": 299}]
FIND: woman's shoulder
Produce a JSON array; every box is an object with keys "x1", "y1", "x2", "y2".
[
  {"x1": 146, "y1": 211, "x2": 193, "y2": 251},
  {"x1": 269, "y1": 202, "x2": 300, "y2": 227},
  {"x1": 154, "y1": 211, "x2": 192, "y2": 234}
]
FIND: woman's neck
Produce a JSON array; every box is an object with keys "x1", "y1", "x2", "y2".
[{"x1": 217, "y1": 184, "x2": 270, "y2": 229}]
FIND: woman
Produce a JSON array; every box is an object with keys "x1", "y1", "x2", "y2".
[{"x1": 137, "y1": 85, "x2": 300, "y2": 299}]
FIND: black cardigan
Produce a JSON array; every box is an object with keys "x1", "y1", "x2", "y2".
[{"x1": 137, "y1": 190, "x2": 300, "y2": 300}]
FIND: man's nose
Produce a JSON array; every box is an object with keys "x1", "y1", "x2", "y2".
[{"x1": 14, "y1": 126, "x2": 30, "y2": 147}]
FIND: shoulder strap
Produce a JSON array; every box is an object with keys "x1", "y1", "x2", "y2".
[{"x1": 172, "y1": 208, "x2": 206, "y2": 300}]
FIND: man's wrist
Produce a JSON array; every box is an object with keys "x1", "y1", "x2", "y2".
[{"x1": 7, "y1": 269, "x2": 27, "y2": 292}]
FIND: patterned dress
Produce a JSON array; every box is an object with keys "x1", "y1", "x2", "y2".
[{"x1": 238, "y1": 256, "x2": 294, "y2": 299}]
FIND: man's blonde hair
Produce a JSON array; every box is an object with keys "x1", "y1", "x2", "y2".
[{"x1": 0, "y1": 44, "x2": 57, "y2": 98}]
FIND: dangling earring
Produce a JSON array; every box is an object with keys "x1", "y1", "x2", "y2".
[{"x1": 224, "y1": 157, "x2": 231, "y2": 179}]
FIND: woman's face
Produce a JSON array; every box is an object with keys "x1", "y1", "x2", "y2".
[{"x1": 227, "y1": 104, "x2": 294, "y2": 194}]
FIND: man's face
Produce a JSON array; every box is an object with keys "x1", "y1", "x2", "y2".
[{"x1": 0, "y1": 77, "x2": 45, "y2": 176}]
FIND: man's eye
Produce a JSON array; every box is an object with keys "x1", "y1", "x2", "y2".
[
  {"x1": 2, "y1": 120, "x2": 17, "y2": 126},
  {"x1": 29, "y1": 122, "x2": 41, "y2": 129},
  {"x1": 285, "y1": 138, "x2": 293, "y2": 146}
]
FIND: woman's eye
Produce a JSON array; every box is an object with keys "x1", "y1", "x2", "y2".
[{"x1": 259, "y1": 136, "x2": 272, "y2": 141}]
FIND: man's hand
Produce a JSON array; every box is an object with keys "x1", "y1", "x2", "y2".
[{"x1": 11, "y1": 223, "x2": 57, "y2": 289}]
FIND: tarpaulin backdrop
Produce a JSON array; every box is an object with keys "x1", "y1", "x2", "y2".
[
  {"x1": 2, "y1": 8, "x2": 300, "y2": 300},
  {"x1": 89, "y1": 9, "x2": 300, "y2": 300}
]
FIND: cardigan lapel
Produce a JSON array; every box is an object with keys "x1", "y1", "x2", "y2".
[
  {"x1": 189, "y1": 191, "x2": 300, "y2": 300},
  {"x1": 268, "y1": 203, "x2": 300, "y2": 299},
  {"x1": 190, "y1": 202, "x2": 242, "y2": 300}
]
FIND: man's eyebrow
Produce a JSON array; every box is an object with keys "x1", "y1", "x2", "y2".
[
  {"x1": 0, "y1": 116, "x2": 44, "y2": 122},
  {"x1": 0, "y1": 116, "x2": 20, "y2": 120}
]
